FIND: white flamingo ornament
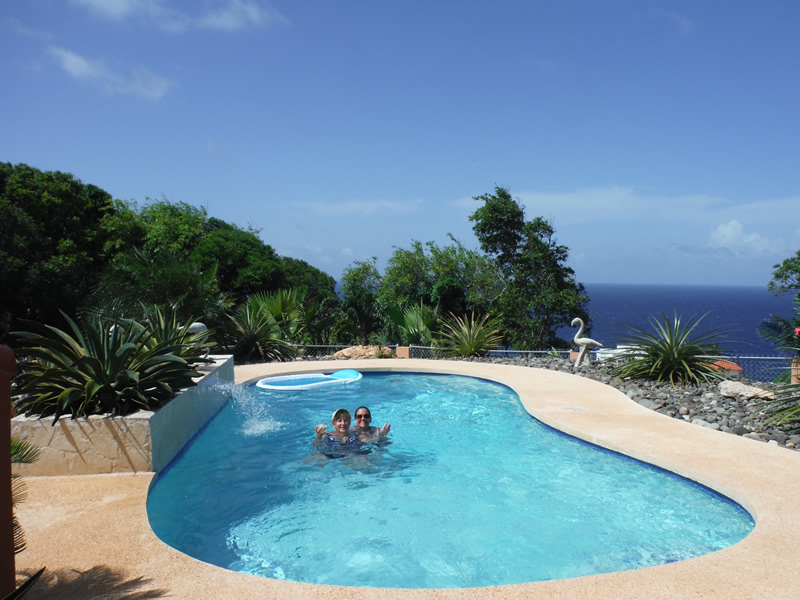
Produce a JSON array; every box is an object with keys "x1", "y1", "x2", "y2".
[{"x1": 571, "y1": 317, "x2": 602, "y2": 367}]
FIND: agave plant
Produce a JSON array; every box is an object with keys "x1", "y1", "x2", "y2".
[
  {"x1": 611, "y1": 312, "x2": 730, "y2": 386},
  {"x1": 13, "y1": 312, "x2": 205, "y2": 423},
  {"x1": 437, "y1": 312, "x2": 503, "y2": 357},
  {"x1": 136, "y1": 305, "x2": 215, "y2": 362},
  {"x1": 11, "y1": 437, "x2": 40, "y2": 554},
  {"x1": 229, "y1": 297, "x2": 296, "y2": 362}
]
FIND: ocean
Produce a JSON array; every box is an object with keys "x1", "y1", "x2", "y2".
[{"x1": 573, "y1": 284, "x2": 796, "y2": 357}]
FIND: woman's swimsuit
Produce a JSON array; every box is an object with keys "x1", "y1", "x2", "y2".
[{"x1": 320, "y1": 432, "x2": 365, "y2": 458}]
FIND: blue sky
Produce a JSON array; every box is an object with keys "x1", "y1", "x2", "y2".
[{"x1": 2, "y1": 1, "x2": 798, "y2": 287}]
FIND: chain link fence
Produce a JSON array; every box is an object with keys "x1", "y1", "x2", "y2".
[{"x1": 292, "y1": 345, "x2": 795, "y2": 383}]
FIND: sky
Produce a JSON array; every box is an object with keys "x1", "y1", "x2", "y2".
[{"x1": 2, "y1": 1, "x2": 799, "y2": 288}]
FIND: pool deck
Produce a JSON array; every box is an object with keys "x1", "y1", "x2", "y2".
[{"x1": 14, "y1": 359, "x2": 800, "y2": 599}]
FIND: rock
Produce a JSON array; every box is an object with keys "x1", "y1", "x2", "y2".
[
  {"x1": 332, "y1": 345, "x2": 394, "y2": 359},
  {"x1": 718, "y1": 381, "x2": 777, "y2": 401}
]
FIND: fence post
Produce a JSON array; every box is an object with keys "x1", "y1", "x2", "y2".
[{"x1": 0, "y1": 345, "x2": 16, "y2": 596}]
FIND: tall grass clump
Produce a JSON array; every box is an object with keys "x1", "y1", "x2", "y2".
[{"x1": 611, "y1": 312, "x2": 730, "y2": 386}]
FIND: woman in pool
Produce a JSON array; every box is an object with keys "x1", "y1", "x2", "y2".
[
  {"x1": 351, "y1": 406, "x2": 391, "y2": 442},
  {"x1": 313, "y1": 408, "x2": 363, "y2": 457}
]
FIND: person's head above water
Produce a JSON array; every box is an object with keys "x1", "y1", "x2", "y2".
[
  {"x1": 353, "y1": 406, "x2": 372, "y2": 430},
  {"x1": 331, "y1": 408, "x2": 351, "y2": 431}
]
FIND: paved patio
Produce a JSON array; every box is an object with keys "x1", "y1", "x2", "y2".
[{"x1": 14, "y1": 359, "x2": 800, "y2": 599}]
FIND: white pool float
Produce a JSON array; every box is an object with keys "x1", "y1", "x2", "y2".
[{"x1": 255, "y1": 369, "x2": 363, "y2": 391}]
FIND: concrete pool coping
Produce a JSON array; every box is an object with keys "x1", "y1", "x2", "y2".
[{"x1": 14, "y1": 359, "x2": 800, "y2": 599}]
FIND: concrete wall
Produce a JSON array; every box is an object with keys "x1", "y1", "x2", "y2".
[{"x1": 11, "y1": 356, "x2": 233, "y2": 476}]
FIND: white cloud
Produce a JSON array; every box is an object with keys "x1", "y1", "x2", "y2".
[
  {"x1": 708, "y1": 220, "x2": 773, "y2": 257},
  {"x1": 197, "y1": 0, "x2": 287, "y2": 31},
  {"x1": 652, "y1": 9, "x2": 696, "y2": 36},
  {"x1": 2, "y1": 17, "x2": 53, "y2": 40},
  {"x1": 70, "y1": 0, "x2": 286, "y2": 32},
  {"x1": 49, "y1": 46, "x2": 174, "y2": 100}
]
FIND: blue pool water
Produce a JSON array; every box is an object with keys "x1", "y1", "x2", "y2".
[{"x1": 146, "y1": 373, "x2": 754, "y2": 589}]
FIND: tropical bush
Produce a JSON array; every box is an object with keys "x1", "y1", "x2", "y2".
[
  {"x1": 611, "y1": 312, "x2": 729, "y2": 386},
  {"x1": 11, "y1": 437, "x2": 40, "y2": 554},
  {"x1": 437, "y1": 312, "x2": 503, "y2": 357},
  {"x1": 12, "y1": 312, "x2": 211, "y2": 423},
  {"x1": 229, "y1": 295, "x2": 296, "y2": 362},
  {"x1": 387, "y1": 302, "x2": 439, "y2": 346},
  {"x1": 758, "y1": 293, "x2": 800, "y2": 356}
]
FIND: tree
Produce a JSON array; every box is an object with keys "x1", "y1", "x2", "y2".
[
  {"x1": 192, "y1": 218, "x2": 286, "y2": 304},
  {"x1": 469, "y1": 186, "x2": 589, "y2": 349},
  {"x1": 339, "y1": 258, "x2": 383, "y2": 345},
  {"x1": 0, "y1": 163, "x2": 117, "y2": 343},
  {"x1": 88, "y1": 247, "x2": 231, "y2": 325},
  {"x1": 378, "y1": 238, "x2": 502, "y2": 318},
  {"x1": 280, "y1": 256, "x2": 337, "y2": 303},
  {"x1": 769, "y1": 250, "x2": 800, "y2": 298}
]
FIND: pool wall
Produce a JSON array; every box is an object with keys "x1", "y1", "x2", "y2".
[{"x1": 11, "y1": 355, "x2": 233, "y2": 476}]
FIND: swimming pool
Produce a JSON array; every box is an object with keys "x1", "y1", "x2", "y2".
[{"x1": 146, "y1": 372, "x2": 754, "y2": 589}]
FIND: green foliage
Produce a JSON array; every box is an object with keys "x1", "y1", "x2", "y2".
[
  {"x1": 469, "y1": 186, "x2": 590, "y2": 349},
  {"x1": 261, "y1": 288, "x2": 306, "y2": 343},
  {"x1": 340, "y1": 258, "x2": 383, "y2": 345},
  {"x1": 12, "y1": 312, "x2": 209, "y2": 423},
  {"x1": 138, "y1": 199, "x2": 207, "y2": 257},
  {"x1": 192, "y1": 218, "x2": 286, "y2": 303},
  {"x1": 0, "y1": 162, "x2": 117, "y2": 343},
  {"x1": 89, "y1": 247, "x2": 232, "y2": 325},
  {"x1": 611, "y1": 312, "x2": 729, "y2": 386},
  {"x1": 759, "y1": 383, "x2": 800, "y2": 433},
  {"x1": 758, "y1": 294, "x2": 800, "y2": 357},
  {"x1": 388, "y1": 302, "x2": 438, "y2": 345},
  {"x1": 437, "y1": 312, "x2": 503, "y2": 357},
  {"x1": 280, "y1": 256, "x2": 338, "y2": 303},
  {"x1": 378, "y1": 238, "x2": 502, "y2": 319},
  {"x1": 11, "y1": 437, "x2": 40, "y2": 554},
  {"x1": 768, "y1": 250, "x2": 800, "y2": 298},
  {"x1": 229, "y1": 294, "x2": 297, "y2": 362}
]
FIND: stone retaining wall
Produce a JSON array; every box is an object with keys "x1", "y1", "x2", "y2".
[{"x1": 11, "y1": 355, "x2": 233, "y2": 476}]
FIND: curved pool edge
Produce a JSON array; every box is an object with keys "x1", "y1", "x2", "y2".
[{"x1": 16, "y1": 359, "x2": 800, "y2": 599}]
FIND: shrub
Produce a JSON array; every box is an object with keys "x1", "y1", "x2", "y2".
[
  {"x1": 229, "y1": 296, "x2": 296, "y2": 362},
  {"x1": 611, "y1": 312, "x2": 730, "y2": 386},
  {"x1": 13, "y1": 312, "x2": 210, "y2": 423},
  {"x1": 758, "y1": 294, "x2": 800, "y2": 356},
  {"x1": 437, "y1": 312, "x2": 503, "y2": 357}
]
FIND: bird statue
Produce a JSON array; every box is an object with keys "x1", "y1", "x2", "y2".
[{"x1": 571, "y1": 317, "x2": 602, "y2": 368}]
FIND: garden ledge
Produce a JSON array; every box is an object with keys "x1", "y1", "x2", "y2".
[{"x1": 11, "y1": 355, "x2": 233, "y2": 476}]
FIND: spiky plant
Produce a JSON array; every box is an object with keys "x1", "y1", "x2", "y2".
[
  {"x1": 229, "y1": 297, "x2": 296, "y2": 362},
  {"x1": 437, "y1": 312, "x2": 503, "y2": 357},
  {"x1": 759, "y1": 383, "x2": 800, "y2": 434},
  {"x1": 136, "y1": 305, "x2": 215, "y2": 362},
  {"x1": 611, "y1": 312, "x2": 730, "y2": 386},
  {"x1": 11, "y1": 437, "x2": 40, "y2": 554},
  {"x1": 13, "y1": 312, "x2": 204, "y2": 422}
]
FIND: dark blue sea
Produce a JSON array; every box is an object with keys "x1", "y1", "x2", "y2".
[{"x1": 573, "y1": 284, "x2": 796, "y2": 357}]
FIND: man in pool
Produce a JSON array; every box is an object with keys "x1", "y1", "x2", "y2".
[
  {"x1": 351, "y1": 406, "x2": 391, "y2": 443},
  {"x1": 313, "y1": 408, "x2": 364, "y2": 458}
]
